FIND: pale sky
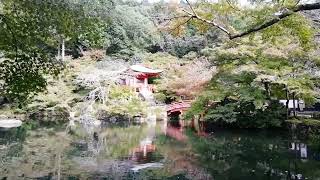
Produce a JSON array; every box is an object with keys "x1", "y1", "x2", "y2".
[{"x1": 125, "y1": 0, "x2": 318, "y2": 6}]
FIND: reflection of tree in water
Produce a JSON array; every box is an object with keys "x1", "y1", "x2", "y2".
[
  {"x1": 187, "y1": 130, "x2": 320, "y2": 180},
  {"x1": 68, "y1": 126, "x2": 102, "y2": 157},
  {"x1": 0, "y1": 125, "x2": 29, "y2": 169},
  {"x1": 81, "y1": 124, "x2": 104, "y2": 156},
  {"x1": 0, "y1": 127, "x2": 71, "y2": 179},
  {"x1": 67, "y1": 123, "x2": 163, "y2": 176},
  {"x1": 0, "y1": 123, "x2": 184, "y2": 179},
  {"x1": 4, "y1": 121, "x2": 320, "y2": 179},
  {"x1": 70, "y1": 121, "x2": 212, "y2": 179},
  {"x1": 154, "y1": 134, "x2": 213, "y2": 179}
]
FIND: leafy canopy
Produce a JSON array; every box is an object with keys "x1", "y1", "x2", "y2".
[{"x1": 0, "y1": 0, "x2": 107, "y2": 103}]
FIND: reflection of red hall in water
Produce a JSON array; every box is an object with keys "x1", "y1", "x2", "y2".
[
  {"x1": 131, "y1": 144, "x2": 157, "y2": 163},
  {"x1": 165, "y1": 126, "x2": 187, "y2": 141},
  {"x1": 132, "y1": 144, "x2": 156, "y2": 154}
]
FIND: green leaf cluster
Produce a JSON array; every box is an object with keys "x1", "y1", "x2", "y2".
[{"x1": 0, "y1": 0, "x2": 106, "y2": 103}]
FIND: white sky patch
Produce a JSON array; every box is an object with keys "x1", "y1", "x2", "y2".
[{"x1": 125, "y1": 0, "x2": 318, "y2": 5}]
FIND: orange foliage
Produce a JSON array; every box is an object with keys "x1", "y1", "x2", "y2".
[{"x1": 166, "y1": 59, "x2": 216, "y2": 99}]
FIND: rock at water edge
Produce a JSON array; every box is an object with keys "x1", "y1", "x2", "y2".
[{"x1": 0, "y1": 119, "x2": 23, "y2": 128}]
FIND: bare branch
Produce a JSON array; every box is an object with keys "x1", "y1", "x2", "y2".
[
  {"x1": 182, "y1": 8, "x2": 232, "y2": 37},
  {"x1": 294, "y1": 0, "x2": 301, "y2": 7},
  {"x1": 225, "y1": 0, "x2": 240, "y2": 12},
  {"x1": 180, "y1": 2, "x2": 320, "y2": 39},
  {"x1": 185, "y1": 0, "x2": 197, "y2": 16},
  {"x1": 293, "y1": 2, "x2": 320, "y2": 11},
  {"x1": 230, "y1": 2, "x2": 320, "y2": 39}
]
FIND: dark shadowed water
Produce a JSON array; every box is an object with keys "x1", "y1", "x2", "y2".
[{"x1": 0, "y1": 121, "x2": 320, "y2": 180}]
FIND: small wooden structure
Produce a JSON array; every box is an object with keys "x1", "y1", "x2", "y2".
[{"x1": 279, "y1": 100, "x2": 305, "y2": 111}]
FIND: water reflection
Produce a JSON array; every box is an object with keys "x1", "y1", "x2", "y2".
[
  {"x1": 130, "y1": 138, "x2": 156, "y2": 163},
  {"x1": 187, "y1": 130, "x2": 320, "y2": 180},
  {"x1": 289, "y1": 142, "x2": 308, "y2": 159},
  {"x1": 0, "y1": 122, "x2": 320, "y2": 179}
]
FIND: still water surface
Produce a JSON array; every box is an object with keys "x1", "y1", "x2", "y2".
[{"x1": 0, "y1": 121, "x2": 320, "y2": 180}]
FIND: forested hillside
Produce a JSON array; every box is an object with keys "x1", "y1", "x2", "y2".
[
  {"x1": 0, "y1": 0, "x2": 319, "y2": 127},
  {"x1": 1, "y1": 0, "x2": 320, "y2": 179}
]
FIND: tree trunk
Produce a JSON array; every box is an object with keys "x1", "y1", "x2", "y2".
[
  {"x1": 292, "y1": 92, "x2": 297, "y2": 118},
  {"x1": 61, "y1": 38, "x2": 65, "y2": 61},
  {"x1": 264, "y1": 82, "x2": 271, "y2": 100}
]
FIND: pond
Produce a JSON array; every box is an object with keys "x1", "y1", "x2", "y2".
[{"x1": 0, "y1": 121, "x2": 320, "y2": 180}]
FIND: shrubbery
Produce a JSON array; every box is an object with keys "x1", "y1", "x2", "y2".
[
  {"x1": 107, "y1": 85, "x2": 147, "y2": 117},
  {"x1": 205, "y1": 100, "x2": 287, "y2": 129},
  {"x1": 105, "y1": 5, "x2": 161, "y2": 56}
]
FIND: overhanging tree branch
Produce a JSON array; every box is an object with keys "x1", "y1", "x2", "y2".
[
  {"x1": 184, "y1": 0, "x2": 232, "y2": 36},
  {"x1": 181, "y1": 2, "x2": 320, "y2": 39},
  {"x1": 230, "y1": 2, "x2": 320, "y2": 39}
]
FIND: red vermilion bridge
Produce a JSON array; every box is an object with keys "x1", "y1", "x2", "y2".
[
  {"x1": 166, "y1": 100, "x2": 192, "y2": 115},
  {"x1": 165, "y1": 100, "x2": 211, "y2": 137}
]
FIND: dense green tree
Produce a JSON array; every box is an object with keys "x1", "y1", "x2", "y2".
[
  {"x1": 182, "y1": 4, "x2": 320, "y2": 127},
  {"x1": 105, "y1": 4, "x2": 161, "y2": 57},
  {"x1": 0, "y1": 0, "x2": 107, "y2": 103}
]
